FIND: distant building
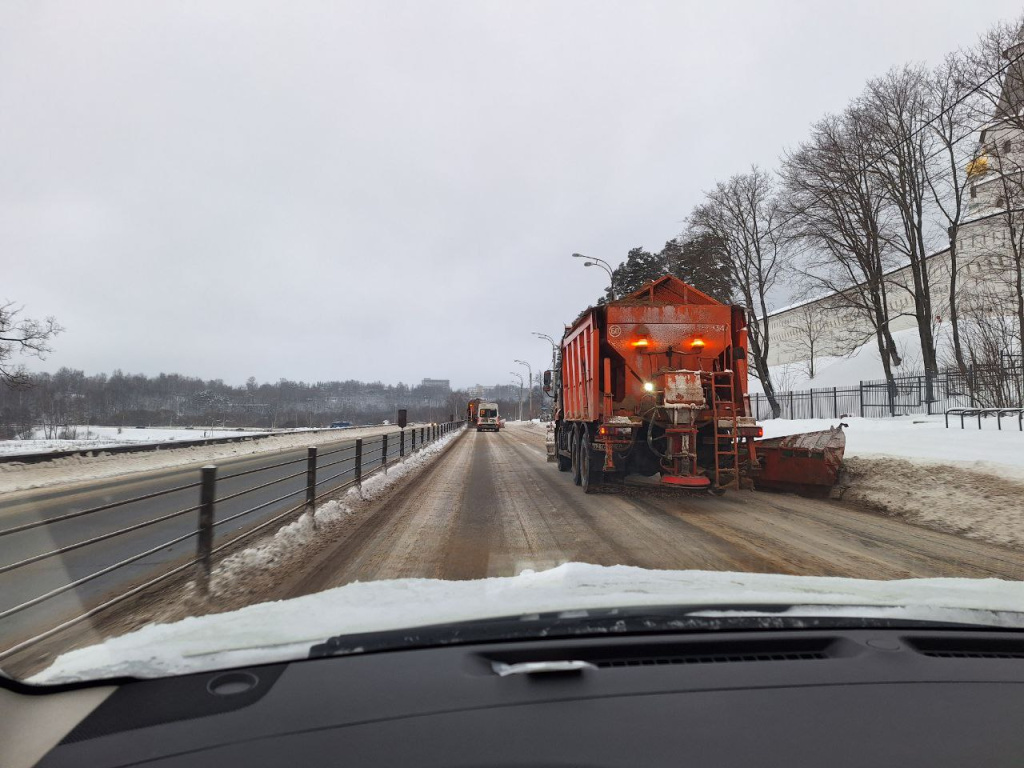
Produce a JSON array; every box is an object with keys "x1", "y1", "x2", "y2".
[
  {"x1": 420, "y1": 378, "x2": 451, "y2": 392},
  {"x1": 466, "y1": 385, "x2": 485, "y2": 397}
]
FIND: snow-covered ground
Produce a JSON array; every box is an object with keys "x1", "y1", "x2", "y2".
[
  {"x1": 29, "y1": 562, "x2": 1024, "y2": 683},
  {"x1": 512, "y1": 419, "x2": 549, "y2": 434},
  {"x1": 0, "y1": 426, "x2": 265, "y2": 455},
  {"x1": 0, "y1": 424, "x2": 420, "y2": 494},
  {"x1": 762, "y1": 415, "x2": 1024, "y2": 481},
  {"x1": 763, "y1": 416, "x2": 1024, "y2": 550},
  {"x1": 749, "y1": 325, "x2": 954, "y2": 393}
]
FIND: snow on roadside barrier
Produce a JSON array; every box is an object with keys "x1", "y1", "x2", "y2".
[{"x1": 202, "y1": 427, "x2": 464, "y2": 602}]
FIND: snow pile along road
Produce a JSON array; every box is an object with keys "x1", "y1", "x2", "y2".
[
  {"x1": 29, "y1": 562, "x2": 1024, "y2": 683},
  {"x1": 152, "y1": 427, "x2": 466, "y2": 615},
  {"x1": 762, "y1": 416, "x2": 1024, "y2": 551}
]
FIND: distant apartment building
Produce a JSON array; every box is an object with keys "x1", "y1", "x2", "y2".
[{"x1": 420, "y1": 378, "x2": 451, "y2": 392}]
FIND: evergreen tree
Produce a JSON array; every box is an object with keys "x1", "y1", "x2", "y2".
[
  {"x1": 603, "y1": 246, "x2": 659, "y2": 301},
  {"x1": 663, "y1": 233, "x2": 735, "y2": 304},
  {"x1": 603, "y1": 235, "x2": 735, "y2": 303}
]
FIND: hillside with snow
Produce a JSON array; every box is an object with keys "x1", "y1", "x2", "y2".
[{"x1": 749, "y1": 325, "x2": 960, "y2": 394}]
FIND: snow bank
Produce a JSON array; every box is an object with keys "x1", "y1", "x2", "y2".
[
  {"x1": 29, "y1": 562, "x2": 1024, "y2": 684},
  {"x1": 193, "y1": 427, "x2": 464, "y2": 604},
  {"x1": 749, "y1": 325, "x2": 956, "y2": 393},
  {"x1": 761, "y1": 415, "x2": 1024, "y2": 481},
  {"x1": 762, "y1": 416, "x2": 1024, "y2": 550}
]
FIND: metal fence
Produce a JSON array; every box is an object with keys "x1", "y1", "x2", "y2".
[
  {"x1": 0, "y1": 421, "x2": 463, "y2": 663},
  {"x1": 749, "y1": 362, "x2": 1024, "y2": 421}
]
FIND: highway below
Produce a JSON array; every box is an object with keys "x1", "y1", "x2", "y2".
[{"x1": 0, "y1": 425, "x2": 423, "y2": 656}]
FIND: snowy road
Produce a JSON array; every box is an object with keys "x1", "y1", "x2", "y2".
[
  {"x1": 6, "y1": 422, "x2": 1024, "y2": 679},
  {"x1": 270, "y1": 423, "x2": 1024, "y2": 602}
]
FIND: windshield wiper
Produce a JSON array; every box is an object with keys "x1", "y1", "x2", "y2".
[{"x1": 307, "y1": 604, "x2": 980, "y2": 659}]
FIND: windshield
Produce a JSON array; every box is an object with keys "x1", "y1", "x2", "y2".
[{"x1": 3, "y1": 2, "x2": 1024, "y2": 687}]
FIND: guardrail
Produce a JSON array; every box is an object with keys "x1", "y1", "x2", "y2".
[
  {"x1": 944, "y1": 407, "x2": 1024, "y2": 431},
  {"x1": 0, "y1": 420, "x2": 464, "y2": 663},
  {"x1": 0, "y1": 424, "x2": 380, "y2": 465}
]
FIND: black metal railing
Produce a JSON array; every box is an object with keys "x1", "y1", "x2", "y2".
[
  {"x1": 0, "y1": 421, "x2": 464, "y2": 662},
  {"x1": 944, "y1": 407, "x2": 1024, "y2": 431},
  {"x1": 750, "y1": 361, "x2": 1024, "y2": 421}
]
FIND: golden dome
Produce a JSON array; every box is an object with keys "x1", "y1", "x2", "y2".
[{"x1": 966, "y1": 154, "x2": 990, "y2": 178}]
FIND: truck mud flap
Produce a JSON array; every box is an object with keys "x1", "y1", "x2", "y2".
[{"x1": 753, "y1": 426, "x2": 846, "y2": 497}]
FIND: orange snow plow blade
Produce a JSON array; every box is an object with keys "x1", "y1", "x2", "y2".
[{"x1": 753, "y1": 426, "x2": 846, "y2": 497}]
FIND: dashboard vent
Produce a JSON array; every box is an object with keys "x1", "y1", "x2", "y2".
[
  {"x1": 908, "y1": 636, "x2": 1024, "y2": 659},
  {"x1": 592, "y1": 650, "x2": 827, "y2": 667},
  {"x1": 483, "y1": 636, "x2": 837, "y2": 670},
  {"x1": 921, "y1": 650, "x2": 1024, "y2": 659}
]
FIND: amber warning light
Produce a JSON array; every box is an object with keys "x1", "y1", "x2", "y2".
[
  {"x1": 631, "y1": 338, "x2": 650, "y2": 348},
  {"x1": 690, "y1": 338, "x2": 706, "y2": 351}
]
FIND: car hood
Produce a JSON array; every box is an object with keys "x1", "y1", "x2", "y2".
[{"x1": 25, "y1": 562, "x2": 1024, "y2": 684}]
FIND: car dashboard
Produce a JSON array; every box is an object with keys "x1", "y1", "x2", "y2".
[{"x1": 6, "y1": 627, "x2": 1024, "y2": 767}]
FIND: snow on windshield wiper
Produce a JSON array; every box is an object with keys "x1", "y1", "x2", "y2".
[{"x1": 306, "y1": 604, "x2": 977, "y2": 659}]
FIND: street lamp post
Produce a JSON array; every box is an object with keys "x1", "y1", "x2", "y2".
[
  {"x1": 508, "y1": 372, "x2": 524, "y2": 422},
  {"x1": 514, "y1": 359, "x2": 533, "y2": 420},
  {"x1": 532, "y1": 332, "x2": 558, "y2": 374},
  {"x1": 572, "y1": 252, "x2": 615, "y2": 297}
]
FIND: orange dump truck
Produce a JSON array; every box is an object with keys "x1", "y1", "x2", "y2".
[{"x1": 548, "y1": 275, "x2": 843, "y2": 494}]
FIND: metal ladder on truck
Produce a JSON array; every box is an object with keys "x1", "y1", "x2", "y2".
[{"x1": 709, "y1": 371, "x2": 740, "y2": 490}]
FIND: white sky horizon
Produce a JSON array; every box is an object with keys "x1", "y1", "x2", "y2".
[{"x1": 3, "y1": 1, "x2": 1021, "y2": 389}]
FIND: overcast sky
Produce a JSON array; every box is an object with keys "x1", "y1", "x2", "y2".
[{"x1": 2, "y1": 1, "x2": 1021, "y2": 389}]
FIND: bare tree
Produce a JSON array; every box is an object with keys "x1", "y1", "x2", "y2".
[
  {"x1": 861, "y1": 65, "x2": 942, "y2": 395},
  {"x1": 963, "y1": 16, "x2": 1024, "y2": 135},
  {"x1": 980, "y1": 165, "x2": 1024, "y2": 361},
  {"x1": 926, "y1": 50, "x2": 982, "y2": 375},
  {"x1": 789, "y1": 301, "x2": 835, "y2": 380},
  {"x1": 687, "y1": 166, "x2": 789, "y2": 418},
  {"x1": 0, "y1": 302, "x2": 63, "y2": 389},
  {"x1": 959, "y1": 285, "x2": 1023, "y2": 406},
  {"x1": 780, "y1": 109, "x2": 904, "y2": 413}
]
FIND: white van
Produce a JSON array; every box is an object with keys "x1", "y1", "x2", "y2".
[{"x1": 476, "y1": 402, "x2": 500, "y2": 432}]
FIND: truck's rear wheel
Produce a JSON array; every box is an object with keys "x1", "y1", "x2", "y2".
[
  {"x1": 555, "y1": 424, "x2": 571, "y2": 472},
  {"x1": 579, "y1": 426, "x2": 602, "y2": 494},
  {"x1": 570, "y1": 425, "x2": 582, "y2": 485}
]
